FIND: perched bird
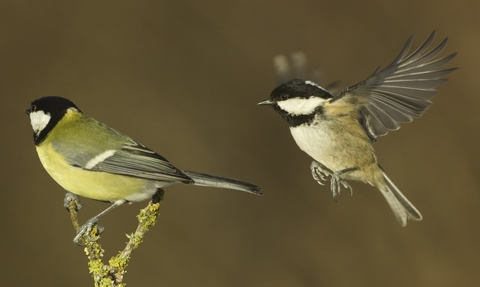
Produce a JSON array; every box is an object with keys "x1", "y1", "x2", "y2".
[
  {"x1": 258, "y1": 31, "x2": 456, "y2": 226},
  {"x1": 25, "y1": 96, "x2": 262, "y2": 244}
]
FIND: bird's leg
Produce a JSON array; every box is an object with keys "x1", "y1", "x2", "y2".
[
  {"x1": 310, "y1": 161, "x2": 333, "y2": 186},
  {"x1": 64, "y1": 192, "x2": 84, "y2": 211},
  {"x1": 330, "y1": 167, "x2": 357, "y2": 199},
  {"x1": 151, "y1": 188, "x2": 165, "y2": 203},
  {"x1": 73, "y1": 199, "x2": 126, "y2": 245}
]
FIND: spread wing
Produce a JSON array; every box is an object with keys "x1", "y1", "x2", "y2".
[{"x1": 333, "y1": 30, "x2": 456, "y2": 140}]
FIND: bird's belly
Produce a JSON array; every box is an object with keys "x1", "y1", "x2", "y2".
[
  {"x1": 36, "y1": 145, "x2": 157, "y2": 202},
  {"x1": 290, "y1": 125, "x2": 336, "y2": 164},
  {"x1": 290, "y1": 123, "x2": 376, "y2": 173}
]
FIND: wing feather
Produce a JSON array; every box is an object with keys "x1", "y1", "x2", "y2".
[
  {"x1": 335, "y1": 30, "x2": 456, "y2": 139},
  {"x1": 89, "y1": 141, "x2": 193, "y2": 183}
]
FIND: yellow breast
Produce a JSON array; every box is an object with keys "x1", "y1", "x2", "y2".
[{"x1": 36, "y1": 144, "x2": 152, "y2": 202}]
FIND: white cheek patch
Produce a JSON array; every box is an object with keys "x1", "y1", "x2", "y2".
[
  {"x1": 277, "y1": 97, "x2": 326, "y2": 115},
  {"x1": 85, "y1": 150, "x2": 116, "y2": 169},
  {"x1": 30, "y1": 110, "x2": 51, "y2": 135}
]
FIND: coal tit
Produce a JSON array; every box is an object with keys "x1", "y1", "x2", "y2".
[{"x1": 258, "y1": 31, "x2": 456, "y2": 226}]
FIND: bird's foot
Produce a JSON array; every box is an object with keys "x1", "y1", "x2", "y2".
[
  {"x1": 310, "y1": 161, "x2": 332, "y2": 186},
  {"x1": 64, "y1": 192, "x2": 84, "y2": 211},
  {"x1": 73, "y1": 219, "x2": 105, "y2": 246},
  {"x1": 311, "y1": 162, "x2": 356, "y2": 201},
  {"x1": 330, "y1": 172, "x2": 353, "y2": 200},
  {"x1": 152, "y1": 188, "x2": 165, "y2": 203}
]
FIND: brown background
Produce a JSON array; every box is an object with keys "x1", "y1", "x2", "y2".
[{"x1": 1, "y1": 1, "x2": 478, "y2": 286}]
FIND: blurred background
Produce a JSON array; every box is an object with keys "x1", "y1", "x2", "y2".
[{"x1": 1, "y1": 0, "x2": 478, "y2": 286}]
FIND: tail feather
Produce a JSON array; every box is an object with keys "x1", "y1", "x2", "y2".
[
  {"x1": 182, "y1": 170, "x2": 262, "y2": 195},
  {"x1": 379, "y1": 170, "x2": 422, "y2": 226}
]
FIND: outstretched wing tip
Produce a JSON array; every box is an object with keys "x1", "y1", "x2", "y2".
[{"x1": 340, "y1": 31, "x2": 455, "y2": 140}]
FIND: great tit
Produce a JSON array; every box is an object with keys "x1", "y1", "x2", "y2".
[
  {"x1": 258, "y1": 31, "x2": 456, "y2": 226},
  {"x1": 25, "y1": 96, "x2": 262, "y2": 244}
]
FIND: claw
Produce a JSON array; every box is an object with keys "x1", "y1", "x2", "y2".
[
  {"x1": 73, "y1": 219, "x2": 105, "y2": 245},
  {"x1": 330, "y1": 170, "x2": 355, "y2": 199},
  {"x1": 310, "y1": 161, "x2": 332, "y2": 186},
  {"x1": 64, "y1": 192, "x2": 84, "y2": 211},
  {"x1": 71, "y1": 200, "x2": 126, "y2": 245},
  {"x1": 330, "y1": 173, "x2": 342, "y2": 199},
  {"x1": 341, "y1": 181, "x2": 353, "y2": 196},
  {"x1": 312, "y1": 168, "x2": 326, "y2": 185},
  {"x1": 310, "y1": 162, "x2": 356, "y2": 200}
]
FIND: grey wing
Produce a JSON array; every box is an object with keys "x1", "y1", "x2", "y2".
[
  {"x1": 335, "y1": 30, "x2": 456, "y2": 140},
  {"x1": 59, "y1": 139, "x2": 193, "y2": 184},
  {"x1": 93, "y1": 141, "x2": 193, "y2": 183}
]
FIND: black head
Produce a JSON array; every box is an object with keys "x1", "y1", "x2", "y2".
[
  {"x1": 25, "y1": 96, "x2": 80, "y2": 115},
  {"x1": 258, "y1": 79, "x2": 333, "y2": 126},
  {"x1": 25, "y1": 96, "x2": 82, "y2": 145}
]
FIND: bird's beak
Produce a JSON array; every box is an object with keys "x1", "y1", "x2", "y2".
[
  {"x1": 24, "y1": 108, "x2": 32, "y2": 115},
  {"x1": 257, "y1": 99, "x2": 275, "y2": 106}
]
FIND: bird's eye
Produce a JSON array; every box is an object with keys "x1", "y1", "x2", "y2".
[
  {"x1": 31, "y1": 104, "x2": 37, "y2": 111},
  {"x1": 281, "y1": 94, "x2": 289, "y2": 100}
]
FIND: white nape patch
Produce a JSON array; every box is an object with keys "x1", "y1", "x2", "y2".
[
  {"x1": 277, "y1": 97, "x2": 326, "y2": 116},
  {"x1": 305, "y1": 80, "x2": 329, "y2": 93},
  {"x1": 85, "y1": 150, "x2": 116, "y2": 169},
  {"x1": 30, "y1": 110, "x2": 51, "y2": 135}
]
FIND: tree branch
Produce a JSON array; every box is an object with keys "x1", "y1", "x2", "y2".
[{"x1": 67, "y1": 191, "x2": 163, "y2": 286}]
